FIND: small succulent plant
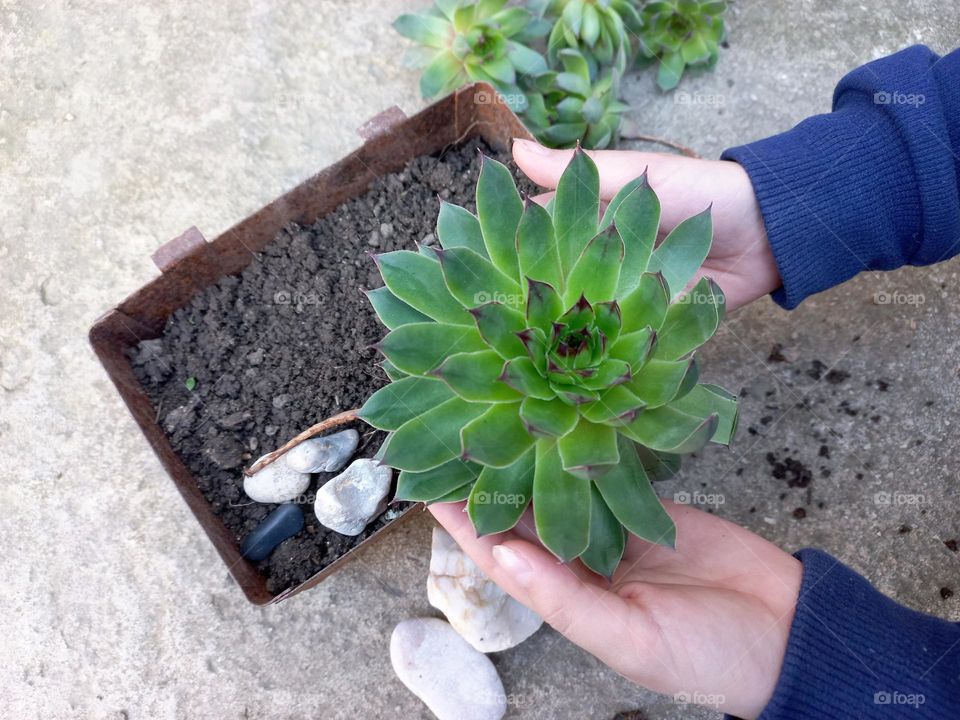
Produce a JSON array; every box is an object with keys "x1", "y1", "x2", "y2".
[
  {"x1": 360, "y1": 149, "x2": 737, "y2": 576},
  {"x1": 524, "y1": 49, "x2": 630, "y2": 149},
  {"x1": 532, "y1": 0, "x2": 643, "y2": 76},
  {"x1": 637, "y1": 0, "x2": 727, "y2": 91},
  {"x1": 393, "y1": 0, "x2": 549, "y2": 113}
]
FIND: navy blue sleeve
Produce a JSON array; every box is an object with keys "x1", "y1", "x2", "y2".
[
  {"x1": 722, "y1": 46, "x2": 960, "y2": 309},
  {"x1": 747, "y1": 550, "x2": 960, "y2": 720}
]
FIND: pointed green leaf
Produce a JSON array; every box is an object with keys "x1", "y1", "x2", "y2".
[
  {"x1": 519, "y1": 396, "x2": 579, "y2": 437},
  {"x1": 608, "y1": 327, "x2": 656, "y2": 371},
  {"x1": 579, "y1": 484, "x2": 626, "y2": 578},
  {"x1": 558, "y1": 294, "x2": 594, "y2": 331},
  {"x1": 553, "y1": 147, "x2": 600, "y2": 275},
  {"x1": 470, "y1": 302, "x2": 527, "y2": 358},
  {"x1": 378, "y1": 322, "x2": 486, "y2": 375},
  {"x1": 396, "y1": 458, "x2": 481, "y2": 501},
  {"x1": 655, "y1": 278, "x2": 724, "y2": 360},
  {"x1": 393, "y1": 13, "x2": 450, "y2": 48},
  {"x1": 467, "y1": 449, "x2": 535, "y2": 535},
  {"x1": 516, "y1": 199, "x2": 563, "y2": 291},
  {"x1": 526, "y1": 279, "x2": 564, "y2": 333},
  {"x1": 432, "y1": 350, "x2": 521, "y2": 403},
  {"x1": 634, "y1": 444, "x2": 682, "y2": 482},
  {"x1": 621, "y1": 404, "x2": 718, "y2": 454},
  {"x1": 429, "y1": 481, "x2": 474, "y2": 504},
  {"x1": 382, "y1": 397, "x2": 488, "y2": 471},
  {"x1": 593, "y1": 301, "x2": 622, "y2": 347},
  {"x1": 657, "y1": 49, "x2": 685, "y2": 91},
  {"x1": 500, "y1": 357, "x2": 555, "y2": 399},
  {"x1": 366, "y1": 286, "x2": 431, "y2": 330},
  {"x1": 558, "y1": 417, "x2": 620, "y2": 479},
  {"x1": 376, "y1": 250, "x2": 472, "y2": 325},
  {"x1": 461, "y1": 402, "x2": 534, "y2": 467},
  {"x1": 380, "y1": 360, "x2": 407, "y2": 381},
  {"x1": 599, "y1": 174, "x2": 645, "y2": 231},
  {"x1": 437, "y1": 202, "x2": 488, "y2": 258},
  {"x1": 581, "y1": 385, "x2": 645, "y2": 424},
  {"x1": 626, "y1": 356, "x2": 698, "y2": 408},
  {"x1": 421, "y1": 50, "x2": 465, "y2": 98},
  {"x1": 620, "y1": 272, "x2": 669, "y2": 333},
  {"x1": 594, "y1": 438, "x2": 676, "y2": 547},
  {"x1": 647, "y1": 207, "x2": 712, "y2": 298},
  {"x1": 476, "y1": 155, "x2": 523, "y2": 281},
  {"x1": 613, "y1": 179, "x2": 660, "y2": 297},
  {"x1": 551, "y1": 383, "x2": 600, "y2": 405},
  {"x1": 517, "y1": 327, "x2": 548, "y2": 371},
  {"x1": 564, "y1": 230, "x2": 624, "y2": 306},
  {"x1": 580, "y1": 359, "x2": 632, "y2": 391},
  {"x1": 669, "y1": 383, "x2": 739, "y2": 445},
  {"x1": 533, "y1": 439, "x2": 591, "y2": 561},
  {"x1": 437, "y1": 246, "x2": 522, "y2": 311},
  {"x1": 359, "y1": 375, "x2": 454, "y2": 430}
]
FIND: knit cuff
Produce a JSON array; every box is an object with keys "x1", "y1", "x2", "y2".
[{"x1": 753, "y1": 549, "x2": 960, "y2": 720}]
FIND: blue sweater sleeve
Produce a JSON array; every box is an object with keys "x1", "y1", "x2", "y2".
[
  {"x1": 748, "y1": 549, "x2": 960, "y2": 720},
  {"x1": 722, "y1": 46, "x2": 960, "y2": 309}
]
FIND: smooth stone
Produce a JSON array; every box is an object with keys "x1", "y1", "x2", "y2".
[
  {"x1": 427, "y1": 527, "x2": 542, "y2": 652},
  {"x1": 284, "y1": 429, "x2": 359, "y2": 473},
  {"x1": 313, "y1": 459, "x2": 391, "y2": 535},
  {"x1": 390, "y1": 618, "x2": 506, "y2": 720},
  {"x1": 243, "y1": 454, "x2": 310, "y2": 503},
  {"x1": 240, "y1": 503, "x2": 304, "y2": 561}
]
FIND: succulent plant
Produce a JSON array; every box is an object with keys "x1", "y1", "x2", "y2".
[
  {"x1": 393, "y1": 0, "x2": 549, "y2": 113},
  {"x1": 637, "y1": 0, "x2": 727, "y2": 91},
  {"x1": 524, "y1": 49, "x2": 630, "y2": 149},
  {"x1": 360, "y1": 148, "x2": 738, "y2": 576},
  {"x1": 531, "y1": 0, "x2": 644, "y2": 76}
]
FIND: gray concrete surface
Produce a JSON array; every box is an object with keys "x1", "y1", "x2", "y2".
[{"x1": 1, "y1": 1, "x2": 958, "y2": 718}]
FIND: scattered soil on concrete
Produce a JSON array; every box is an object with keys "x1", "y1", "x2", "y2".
[{"x1": 129, "y1": 141, "x2": 535, "y2": 595}]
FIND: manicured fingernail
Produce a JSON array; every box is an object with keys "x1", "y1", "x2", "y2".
[
  {"x1": 512, "y1": 138, "x2": 547, "y2": 155},
  {"x1": 492, "y1": 544, "x2": 533, "y2": 586}
]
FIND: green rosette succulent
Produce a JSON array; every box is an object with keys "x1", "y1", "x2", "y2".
[
  {"x1": 393, "y1": 0, "x2": 549, "y2": 113},
  {"x1": 360, "y1": 148, "x2": 738, "y2": 575},
  {"x1": 524, "y1": 49, "x2": 630, "y2": 149},
  {"x1": 532, "y1": 0, "x2": 643, "y2": 76},
  {"x1": 638, "y1": 0, "x2": 727, "y2": 90}
]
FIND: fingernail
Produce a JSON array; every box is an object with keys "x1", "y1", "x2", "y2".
[
  {"x1": 512, "y1": 138, "x2": 548, "y2": 155},
  {"x1": 492, "y1": 544, "x2": 533, "y2": 586}
]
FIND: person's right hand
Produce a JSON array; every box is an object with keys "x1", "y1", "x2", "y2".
[
  {"x1": 431, "y1": 499, "x2": 802, "y2": 720},
  {"x1": 512, "y1": 139, "x2": 781, "y2": 312}
]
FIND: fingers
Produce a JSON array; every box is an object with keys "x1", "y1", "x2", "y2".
[
  {"x1": 429, "y1": 502, "x2": 652, "y2": 668},
  {"x1": 513, "y1": 137, "x2": 684, "y2": 200}
]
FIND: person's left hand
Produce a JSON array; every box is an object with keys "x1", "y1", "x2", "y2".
[{"x1": 430, "y1": 500, "x2": 802, "y2": 720}]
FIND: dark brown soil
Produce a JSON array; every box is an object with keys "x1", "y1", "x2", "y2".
[{"x1": 129, "y1": 141, "x2": 535, "y2": 595}]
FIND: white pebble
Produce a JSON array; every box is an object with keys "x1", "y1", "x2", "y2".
[
  {"x1": 313, "y1": 459, "x2": 391, "y2": 535},
  {"x1": 243, "y1": 454, "x2": 310, "y2": 503},
  {"x1": 284, "y1": 429, "x2": 359, "y2": 473},
  {"x1": 428, "y1": 528, "x2": 542, "y2": 652},
  {"x1": 391, "y1": 618, "x2": 506, "y2": 720}
]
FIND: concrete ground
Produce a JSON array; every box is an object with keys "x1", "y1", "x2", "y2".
[{"x1": 1, "y1": 1, "x2": 958, "y2": 718}]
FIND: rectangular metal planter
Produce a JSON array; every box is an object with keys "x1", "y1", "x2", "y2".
[{"x1": 89, "y1": 84, "x2": 533, "y2": 605}]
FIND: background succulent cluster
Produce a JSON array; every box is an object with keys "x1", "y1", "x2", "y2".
[
  {"x1": 394, "y1": 0, "x2": 728, "y2": 149},
  {"x1": 361, "y1": 150, "x2": 738, "y2": 574}
]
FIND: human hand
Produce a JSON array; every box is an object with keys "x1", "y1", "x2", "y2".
[
  {"x1": 430, "y1": 500, "x2": 802, "y2": 720},
  {"x1": 512, "y1": 139, "x2": 781, "y2": 312}
]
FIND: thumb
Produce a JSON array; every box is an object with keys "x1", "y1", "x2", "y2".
[{"x1": 491, "y1": 539, "x2": 639, "y2": 659}]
